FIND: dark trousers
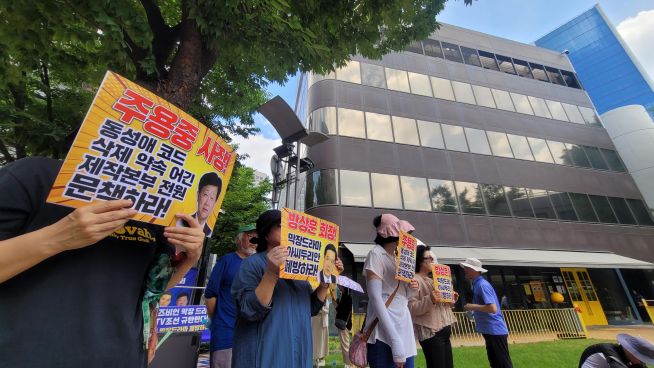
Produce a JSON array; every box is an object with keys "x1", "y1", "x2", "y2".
[
  {"x1": 367, "y1": 340, "x2": 415, "y2": 368},
  {"x1": 482, "y1": 334, "x2": 513, "y2": 368},
  {"x1": 419, "y1": 325, "x2": 453, "y2": 368}
]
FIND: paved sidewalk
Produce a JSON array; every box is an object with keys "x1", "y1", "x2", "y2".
[{"x1": 587, "y1": 324, "x2": 654, "y2": 341}]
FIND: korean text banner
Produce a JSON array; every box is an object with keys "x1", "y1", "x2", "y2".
[
  {"x1": 280, "y1": 208, "x2": 339, "y2": 283},
  {"x1": 157, "y1": 306, "x2": 207, "y2": 333},
  {"x1": 47, "y1": 71, "x2": 236, "y2": 231},
  {"x1": 395, "y1": 231, "x2": 417, "y2": 283},
  {"x1": 431, "y1": 264, "x2": 454, "y2": 303}
]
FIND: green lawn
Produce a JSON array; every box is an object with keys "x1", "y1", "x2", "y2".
[{"x1": 324, "y1": 338, "x2": 613, "y2": 368}]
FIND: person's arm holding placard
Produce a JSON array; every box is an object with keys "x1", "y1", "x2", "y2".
[{"x1": 0, "y1": 161, "x2": 137, "y2": 284}]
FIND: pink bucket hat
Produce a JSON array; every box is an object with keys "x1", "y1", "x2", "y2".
[{"x1": 376, "y1": 214, "x2": 415, "y2": 237}]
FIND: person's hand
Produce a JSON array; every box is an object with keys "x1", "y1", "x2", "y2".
[
  {"x1": 464, "y1": 303, "x2": 473, "y2": 312},
  {"x1": 409, "y1": 279, "x2": 419, "y2": 290},
  {"x1": 395, "y1": 362, "x2": 405, "y2": 368},
  {"x1": 266, "y1": 246, "x2": 288, "y2": 276},
  {"x1": 48, "y1": 199, "x2": 136, "y2": 251},
  {"x1": 335, "y1": 258, "x2": 344, "y2": 273},
  {"x1": 164, "y1": 214, "x2": 205, "y2": 261},
  {"x1": 431, "y1": 290, "x2": 443, "y2": 304}
]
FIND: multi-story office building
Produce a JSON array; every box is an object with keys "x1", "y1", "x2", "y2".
[
  {"x1": 295, "y1": 23, "x2": 654, "y2": 326},
  {"x1": 535, "y1": 4, "x2": 654, "y2": 119}
]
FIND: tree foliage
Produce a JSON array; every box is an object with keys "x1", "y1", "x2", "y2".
[
  {"x1": 1, "y1": 0, "x2": 464, "y2": 164},
  {"x1": 209, "y1": 165, "x2": 271, "y2": 257}
]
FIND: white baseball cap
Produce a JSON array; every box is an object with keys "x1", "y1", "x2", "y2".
[{"x1": 459, "y1": 257, "x2": 487, "y2": 273}]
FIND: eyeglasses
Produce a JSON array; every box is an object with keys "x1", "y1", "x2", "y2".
[{"x1": 424, "y1": 256, "x2": 434, "y2": 261}]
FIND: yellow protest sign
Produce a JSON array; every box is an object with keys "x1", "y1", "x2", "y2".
[
  {"x1": 280, "y1": 208, "x2": 339, "y2": 283},
  {"x1": 432, "y1": 264, "x2": 454, "y2": 303},
  {"x1": 47, "y1": 71, "x2": 236, "y2": 234},
  {"x1": 395, "y1": 231, "x2": 417, "y2": 282}
]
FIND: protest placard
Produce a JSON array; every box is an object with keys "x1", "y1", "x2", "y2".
[
  {"x1": 280, "y1": 208, "x2": 339, "y2": 283},
  {"x1": 157, "y1": 306, "x2": 207, "y2": 333},
  {"x1": 395, "y1": 231, "x2": 417, "y2": 283},
  {"x1": 47, "y1": 71, "x2": 236, "y2": 234},
  {"x1": 431, "y1": 264, "x2": 455, "y2": 303}
]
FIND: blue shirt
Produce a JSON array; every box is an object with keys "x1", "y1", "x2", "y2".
[
  {"x1": 231, "y1": 252, "x2": 325, "y2": 368},
  {"x1": 205, "y1": 252, "x2": 244, "y2": 351},
  {"x1": 471, "y1": 276, "x2": 508, "y2": 335}
]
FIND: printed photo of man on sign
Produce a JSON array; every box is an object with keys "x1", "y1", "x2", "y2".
[
  {"x1": 46, "y1": 71, "x2": 236, "y2": 232},
  {"x1": 279, "y1": 208, "x2": 339, "y2": 283},
  {"x1": 396, "y1": 230, "x2": 417, "y2": 282}
]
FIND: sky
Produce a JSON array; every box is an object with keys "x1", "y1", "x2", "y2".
[{"x1": 239, "y1": 0, "x2": 654, "y2": 177}]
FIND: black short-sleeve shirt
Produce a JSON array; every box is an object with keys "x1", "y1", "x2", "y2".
[{"x1": 0, "y1": 157, "x2": 165, "y2": 368}]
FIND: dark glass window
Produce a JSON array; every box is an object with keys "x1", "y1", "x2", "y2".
[
  {"x1": 461, "y1": 46, "x2": 481, "y2": 67},
  {"x1": 588, "y1": 195, "x2": 618, "y2": 223},
  {"x1": 600, "y1": 149, "x2": 626, "y2": 172},
  {"x1": 569, "y1": 193, "x2": 598, "y2": 222},
  {"x1": 560, "y1": 70, "x2": 581, "y2": 89},
  {"x1": 529, "y1": 63, "x2": 549, "y2": 82},
  {"x1": 583, "y1": 146, "x2": 609, "y2": 170},
  {"x1": 441, "y1": 42, "x2": 463, "y2": 63},
  {"x1": 566, "y1": 144, "x2": 592, "y2": 168},
  {"x1": 505, "y1": 187, "x2": 535, "y2": 217},
  {"x1": 305, "y1": 169, "x2": 339, "y2": 208},
  {"x1": 608, "y1": 197, "x2": 637, "y2": 225},
  {"x1": 481, "y1": 184, "x2": 511, "y2": 216},
  {"x1": 423, "y1": 39, "x2": 444, "y2": 58},
  {"x1": 545, "y1": 67, "x2": 566, "y2": 85},
  {"x1": 495, "y1": 55, "x2": 516, "y2": 75},
  {"x1": 454, "y1": 181, "x2": 486, "y2": 214},
  {"x1": 478, "y1": 50, "x2": 500, "y2": 71},
  {"x1": 428, "y1": 179, "x2": 459, "y2": 213},
  {"x1": 405, "y1": 41, "x2": 424, "y2": 55},
  {"x1": 626, "y1": 199, "x2": 654, "y2": 226},
  {"x1": 512, "y1": 59, "x2": 533, "y2": 78},
  {"x1": 549, "y1": 191, "x2": 578, "y2": 221},
  {"x1": 527, "y1": 189, "x2": 557, "y2": 219}
]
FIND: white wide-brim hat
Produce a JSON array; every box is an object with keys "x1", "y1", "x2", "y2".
[
  {"x1": 459, "y1": 257, "x2": 487, "y2": 273},
  {"x1": 617, "y1": 333, "x2": 654, "y2": 364}
]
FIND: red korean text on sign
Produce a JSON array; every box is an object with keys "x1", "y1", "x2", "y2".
[
  {"x1": 402, "y1": 235, "x2": 416, "y2": 251},
  {"x1": 113, "y1": 89, "x2": 154, "y2": 125},
  {"x1": 319, "y1": 222, "x2": 337, "y2": 241},
  {"x1": 433, "y1": 264, "x2": 451, "y2": 277},
  {"x1": 287, "y1": 212, "x2": 317, "y2": 236},
  {"x1": 196, "y1": 136, "x2": 232, "y2": 174}
]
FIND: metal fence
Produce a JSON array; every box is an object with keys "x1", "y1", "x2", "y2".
[{"x1": 352, "y1": 308, "x2": 586, "y2": 346}]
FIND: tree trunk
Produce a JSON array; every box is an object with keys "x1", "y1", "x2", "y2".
[{"x1": 154, "y1": 18, "x2": 204, "y2": 110}]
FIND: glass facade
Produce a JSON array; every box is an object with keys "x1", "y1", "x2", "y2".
[
  {"x1": 307, "y1": 106, "x2": 625, "y2": 173},
  {"x1": 535, "y1": 5, "x2": 654, "y2": 118},
  {"x1": 308, "y1": 61, "x2": 601, "y2": 128},
  {"x1": 304, "y1": 169, "x2": 654, "y2": 227}
]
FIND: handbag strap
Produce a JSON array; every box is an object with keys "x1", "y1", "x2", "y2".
[{"x1": 361, "y1": 281, "x2": 401, "y2": 339}]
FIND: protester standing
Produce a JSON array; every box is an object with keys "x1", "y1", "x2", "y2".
[
  {"x1": 230, "y1": 210, "x2": 339, "y2": 368},
  {"x1": 363, "y1": 214, "x2": 418, "y2": 368},
  {"x1": 408, "y1": 246, "x2": 457, "y2": 368},
  {"x1": 0, "y1": 157, "x2": 205, "y2": 368},
  {"x1": 335, "y1": 285, "x2": 353, "y2": 368},
  {"x1": 312, "y1": 298, "x2": 330, "y2": 367},
  {"x1": 204, "y1": 224, "x2": 257, "y2": 368},
  {"x1": 461, "y1": 258, "x2": 513, "y2": 368}
]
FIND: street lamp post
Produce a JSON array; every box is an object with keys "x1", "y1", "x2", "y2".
[{"x1": 257, "y1": 95, "x2": 328, "y2": 209}]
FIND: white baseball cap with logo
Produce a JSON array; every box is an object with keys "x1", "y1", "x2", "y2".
[{"x1": 459, "y1": 257, "x2": 488, "y2": 273}]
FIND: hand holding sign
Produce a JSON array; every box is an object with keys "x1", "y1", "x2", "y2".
[
  {"x1": 164, "y1": 214, "x2": 205, "y2": 261},
  {"x1": 267, "y1": 246, "x2": 288, "y2": 276},
  {"x1": 48, "y1": 199, "x2": 136, "y2": 251}
]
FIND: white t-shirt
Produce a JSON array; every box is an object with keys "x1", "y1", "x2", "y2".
[{"x1": 363, "y1": 245, "x2": 417, "y2": 358}]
